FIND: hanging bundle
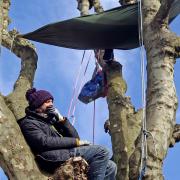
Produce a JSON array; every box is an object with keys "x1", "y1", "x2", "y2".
[{"x1": 78, "y1": 65, "x2": 107, "y2": 104}]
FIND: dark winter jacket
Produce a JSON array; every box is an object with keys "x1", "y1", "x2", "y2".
[{"x1": 18, "y1": 107, "x2": 79, "y2": 164}]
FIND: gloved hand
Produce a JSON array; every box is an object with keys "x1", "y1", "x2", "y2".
[
  {"x1": 46, "y1": 107, "x2": 64, "y2": 122},
  {"x1": 77, "y1": 139, "x2": 91, "y2": 146}
]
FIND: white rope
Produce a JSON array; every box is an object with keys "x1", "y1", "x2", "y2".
[
  {"x1": 71, "y1": 50, "x2": 93, "y2": 125},
  {"x1": 137, "y1": 2, "x2": 159, "y2": 178},
  {"x1": 68, "y1": 50, "x2": 86, "y2": 119},
  {"x1": 138, "y1": 0, "x2": 148, "y2": 179}
]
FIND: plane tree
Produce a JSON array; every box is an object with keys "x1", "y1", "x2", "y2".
[{"x1": 0, "y1": 0, "x2": 180, "y2": 179}]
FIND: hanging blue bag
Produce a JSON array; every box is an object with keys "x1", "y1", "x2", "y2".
[{"x1": 78, "y1": 69, "x2": 107, "y2": 104}]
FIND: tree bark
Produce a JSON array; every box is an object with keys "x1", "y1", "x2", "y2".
[
  {"x1": 0, "y1": 94, "x2": 47, "y2": 180},
  {"x1": 0, "y1": 31, "x2": 48, "y2": 180},
  {"x1": 129, "y1": 0, "x2": 178, "y2": 179},
  {"x1": 105, "y1": 62, "x2": 142, "y2": 180},
  {"x1": 0, "y1": 0, "x2": 50, "y2": 179},
  {"x1": 4, "y1": 43, "x2": 38, "y2": 119},
  {"x1": 0, "y1": 0, "x2": 3, "y2": 46},
  {"x1": 173, "y1": 36, "x2": 180, "y2": 58},
  {"x1": 1, "y1": 0, "x2": 179, "y2": 179}
]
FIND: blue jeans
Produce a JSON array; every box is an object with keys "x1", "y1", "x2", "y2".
[{"x1": 71, "y1": 145, "x2": 117, "y2": 180}]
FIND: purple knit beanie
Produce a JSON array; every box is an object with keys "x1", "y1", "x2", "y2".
[{"x1": 26, "y1": 88, "x2": 54, "y2": 109}]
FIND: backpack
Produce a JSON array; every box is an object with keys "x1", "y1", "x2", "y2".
[{"x1": 78, "y1": 68, "x2": 107, "y2": 104}]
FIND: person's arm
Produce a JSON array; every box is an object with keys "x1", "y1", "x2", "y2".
[
  {"x1": 20, "y1": 120, "x2": 78, "y2": 152},
  {"x1": 46, "y1": 107, "x2": 80, "y2": 138},
  {"x1": 54, "y1": 117, "x2": 80, "y2": 138}
]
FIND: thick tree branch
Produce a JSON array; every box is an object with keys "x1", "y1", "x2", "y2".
[
  {"x1": 0, "y1": 0, "x2": 10, "y2": 49},
  {"x1": 1, "y1": 0, "x2": 37, "y2": 119},
  {"x1": 0, "y1": 0, "x2": 10, "y2": 37},
  {"x1": 105, "y1": 61, "x2": 142, "y2": 180},
  {"x1": 0, "y1": 1, "x2": 3, "y2": 45},
  {"x1": 169, "y1": 124, "x2": 180, "y2": 147},
  {"x1": 2, "y1": 0, "x2": 11, "y2": 30},
  {"x1": 0, "y1": 94, "x2": 47, "y2": 179},
  {"x1": 2, "y1": 30, "x2": 35, "y2": 57},
  {"x1": 3, "y1": 31, "x2": 38, "y2": 119},
  {"x1": 154, "y1": 0, "x2": 175, "y2": 28}
]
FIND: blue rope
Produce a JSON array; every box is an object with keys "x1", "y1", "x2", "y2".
[{"x1": 138, "y1": 163, "x2": 147, "y2": 180}]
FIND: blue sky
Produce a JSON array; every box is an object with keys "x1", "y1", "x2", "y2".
[{"x1": 0, "y1": 1, "x2": 179, "y2": 179}]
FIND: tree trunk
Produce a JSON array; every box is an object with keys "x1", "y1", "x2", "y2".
[
  {"x1": 1, "y1": 0, "x2": 180, "y2": 179},
  {"x1": 129, "y1": 0, "x2": 179, "y2": 179},
  {"x1": 105, "y1": 62, "x2": 142, "y2": 180},
  {"x1": 0, "y1": 33, "x2": 49, "y2": 179},
  {"x1": 0, "y1": 94, "x2": 47, "y2": 180},
  {"x1": 0, "y1": 0, "x2": 50, "y2": 179}
]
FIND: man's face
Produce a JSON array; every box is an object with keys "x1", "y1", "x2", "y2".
[{"x1": 36, "y1": 99, "x2": 53, "y2": 113}]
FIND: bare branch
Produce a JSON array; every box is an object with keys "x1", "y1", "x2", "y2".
[
  {"x1": 77, "y1": 0, "x2": 103, "y2": 16},
  {"x1": 1, "y1": 0, "x2": 38, "y2": 120},
  {"x1": 2, "y1": 0, "x2": 11, "y2": 30},
  {"x1": 2, "y1": 30, "x2": 35, "y2": 56},
  {"x1": 0, "y1": 0, "x2": 10, "y2": 44},
  {"x1": 154, "y1": 0, "x2": 175, "y2": 28},
  {"x1": 0, "y1": 0, "x2": 10, "y2": 46},
  {"x1": 0, "y1": 0, "x2": 11, "y2": 34},
  {"x1": 2, "y1": 30, "x2": 37, "y2": 120},
  {"x1": 169, "y1": 124, "x2": 180, "y2": 147},
  {"x1": 0, "y1": 3, "x2": 2, "y2": 40},
  {"x1": 2, "y1": 30, "x2": 37, "y2": 90}
]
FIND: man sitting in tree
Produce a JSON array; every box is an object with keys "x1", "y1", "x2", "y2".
[{"x1": 18, "y1": 88, "x2": 117, "y2": 179}]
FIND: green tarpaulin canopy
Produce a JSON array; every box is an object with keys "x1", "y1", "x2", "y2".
[{"x1": 22, "y1": 2, "x2": 180, "y2": 50}]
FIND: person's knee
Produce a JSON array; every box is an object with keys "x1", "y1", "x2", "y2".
[
  {"x1": 105, "y1": 160, "x2": 117, "y2": 179},
  {"x1": 93, "y1": 145, "x2": 110, "y2": 159},
  {"x1": 109, "y1": 160, "x2": 117, "y2": 174}
]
